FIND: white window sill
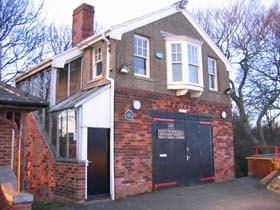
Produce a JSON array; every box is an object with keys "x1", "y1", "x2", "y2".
[
  {"x1": 134, "y1": 73, "x2": 150, "y2": 78},
  {"x1": 88, "y1": 76, "x2": 103, "y2": 83},
  {"x1": 167, "y1": 82, "x2": 204, "y2": 97}
]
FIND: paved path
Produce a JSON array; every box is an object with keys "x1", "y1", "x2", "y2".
[{"x1": 54, "y1": 177, "x2": 280, "y2": 210}]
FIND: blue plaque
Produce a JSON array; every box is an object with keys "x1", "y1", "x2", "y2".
[
  {"x1": 155, "y1": 52, "x2": 164, "y2": 59},
  {"x1": 125, "y1": 110, "x2": 133, "y2": 121}
]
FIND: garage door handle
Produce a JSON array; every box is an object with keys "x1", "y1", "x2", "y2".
[{"x1": 186, "y1": 155, "x2": 191, "y2": 161}]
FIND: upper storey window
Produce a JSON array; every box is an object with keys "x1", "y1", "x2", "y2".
[
  {"x1": 166, "y1": 36, "x2": 204, "y2": 97},
  {"x1": 134, "y1": 35, "x2": 150, "y2": 77},
  {"x1": 56, "y1": 58, "x2": 82, "y2": 103},
  {"x1": 92, "y1": 47, "x2": 102, "y2": 79},
  {"x1": 208, "y1": 57, "x2": 218, "y2": 91}
]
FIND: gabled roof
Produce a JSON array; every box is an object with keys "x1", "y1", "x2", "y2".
[
  {"x1": 0, "y1": 82, "x2": 48, "y2": 111},
  {"x1": 109, "y1": 2, "x2": 233, "y2": 72}
]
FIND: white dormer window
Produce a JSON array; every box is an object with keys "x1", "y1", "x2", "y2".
[
  {"x1": 92, "y1": 47, "x2": 102, "y2": 79},
  {"x1": 208, "y1": 57, "x2": 218, "y2": 91},
  {"x1": 134, "y1": 35, "x2": 150, "y2": 77},
  {"x1": 166, "y1": 36, "x2": 204, "y2": 97}
]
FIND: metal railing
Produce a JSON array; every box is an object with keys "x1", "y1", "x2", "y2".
[{"x1": 254, "y1": 146, "x2": 279, "y2": 161}]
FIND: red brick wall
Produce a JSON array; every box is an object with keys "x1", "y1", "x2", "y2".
[
  {"x1": 24, "y1": 114, "x2": 86, "y2": 202},
  {"x1": 54, "y1": 162, "x2": 86, "y2": 201},
  {"x1": 114, "y1": 87, "x2": 235, "y2": 199},
  {"x1": 0, "y1": 120, "x2": 13, "y2": 166},
  {"x1": 0, "y1": 188, "x2": 32, "y2": 210}
]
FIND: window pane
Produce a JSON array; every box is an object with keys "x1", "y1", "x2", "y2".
[
  {"x1": 137, "y1": 47, "x2": 142, "y2": 56},
  {"x1": 171, "y1": 44, "x2": 182, "y2": 62},
  {"x1": 172, "y1": 63, "x2": 183, "y2": 81},
  {"x1": 58, "y1": 110, "x2": 67, "y2": 158},
  {"x1": 143, "y1": 48, "x2": 147, "y2": 57},
  {"x1": 134, "y1": 56, "x2": 146, "y2": 75},
  {"x1": 188, "y1": 45, "x2": 198, "y2": 65},
  {"x1": 51, "y1": 112, "x2": 58, "y2": 149},
  {"x1": 209, "y1": 75, "x2": 215, "y2": 89},
  {"x1": 134, "y1": 36, "x2": 148, "y2": 58},
  {"x1": 70, "y1": 58, "x2": 81, "y2": 96},
  {"x1": 68, "y1": 109, "x2": 76, "y2": 159},
  {"x1": 56, "y1": 65, "x2": 68, "y2": 103},
  {"x1": 93, "y1": 47, "x2": 102, "y2": 79},
  {"x1": 143, "y1": 40, "x2": 147, "y2": 49},
  {"x1": 189, "y1": 65, "x2": 198, "y2": 83},
  {"x1": 96, "y1": 62, "x2": 102, "y2": 76}
]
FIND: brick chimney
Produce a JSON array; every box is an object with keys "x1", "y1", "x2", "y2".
[{"x1": 72, "y1": 3, "x2": 94, "y2": 46}]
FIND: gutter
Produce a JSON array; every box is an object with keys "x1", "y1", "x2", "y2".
[{"x1": 102, "y1": 32, "x2": 115, "y2": 201}]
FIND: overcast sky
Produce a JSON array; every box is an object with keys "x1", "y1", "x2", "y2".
[{"x1": 41, "y1": 0, "x2": 274, "y2": 27}]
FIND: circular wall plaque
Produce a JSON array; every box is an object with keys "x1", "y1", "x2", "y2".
[
  {"x1": 133, "y1": 100, "x2": 141, "y2": 110},
  {"x1": 125, "y1": 110, "x2": 133, "y2": 121},
  {"x1": 221, "y1": 111, "x2": 227, "y2": 119}
]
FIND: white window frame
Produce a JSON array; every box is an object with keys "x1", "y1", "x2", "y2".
[
  {"x1": 92, "y1": 47, "x2": 102, "y2": 80},
  {"x1": 133, "y1": 34, "x2": 150, "y2": 78},
  {"x1": 208, "y1": 57, "x2": 218, "y2": 91},
  {"x1": 166, "y1": 36, "x2": 204, "y2": 95}
]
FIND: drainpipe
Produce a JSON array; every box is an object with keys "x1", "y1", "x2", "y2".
[{"x1": 102, "y1": 32, "x2": 115, "y2": 201}]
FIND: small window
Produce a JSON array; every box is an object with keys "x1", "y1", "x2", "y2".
[
  {"x1": 93, "y1": 47, "x2": 102, "y2": 79},
  {"x1": 208, "y1": 57, "x2": 218, "y2": 90},
  {"x1": 134, "y1": 35, "x2": 149, "y2": 77}
]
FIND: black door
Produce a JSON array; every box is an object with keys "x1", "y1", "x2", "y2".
[
  {"x1": 152, "y1": 115, "x2": 214, "y2": 190},
  {"x1": 87, "y1": 128, "x2": 110, "y2": 197},
  {"x1": 185, "y1": 120, "x2": 202, "y2": 185},
  {"x1": 153, "y1": 119, "x2": 187, "y2": 188},
  {"x1": 185, "y1": 121, "x2": 214, "y2": 185},
  {"x1": 199, "y1": 123, "x2": 214, "y2": 182}
]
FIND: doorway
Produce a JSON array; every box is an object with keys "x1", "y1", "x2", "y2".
[
  {"x1": 152, "y1": 114, "x2": 214, "y2": 189},
  {"x1": 87, "y1": 128, "x2": 110, "y2": 198}
]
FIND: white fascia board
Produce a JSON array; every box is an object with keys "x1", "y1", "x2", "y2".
[
  {"x1": 110, "y1": 4, "x2": 178, "y2": 40},
  {"x1": 75, "y1": 84, "x2": 111, "y2": 108},
  {"x1": 52, "y1": 47, "x2": 83, "y2": 68},
  {"x1": 181, "y1": 10, "x2": 234, "y2": 72}
]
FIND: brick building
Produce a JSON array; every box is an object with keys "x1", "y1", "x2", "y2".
[
  {"x1": 15, "y1": 1, "x2": 235, "y2": 202},
  {"x1": 0, "y1": 82, "x2": 47, "y2": 210}
]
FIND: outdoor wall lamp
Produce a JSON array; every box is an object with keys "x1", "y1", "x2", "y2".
[
  {"x1": 119, "y1": 64, "x2": 130, "y2": 73},
  {"x1": 224, "y1": 80, "x2": 235, "y2": 95}
]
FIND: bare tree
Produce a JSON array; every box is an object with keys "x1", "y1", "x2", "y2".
[
  {"x1": 194, "y1": 0, "x2": 280, "y2": 145},
  {"x1": 47, "y1": 24, "x2": 72, "y2": 55},
  {"x1": 0, "y1": 0, "x2": 45, "y2": 82}
]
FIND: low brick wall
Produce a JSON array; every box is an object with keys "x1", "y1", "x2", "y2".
[
  {"x1": 54, "y1": 161, "x2": 86, "y2": 201},
  {"x1": 24, "y1": 114, "x2": 86, "y2": 202},
  {"x1": 114, "y1": 87, "x2": 235, "y2": 199}
]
